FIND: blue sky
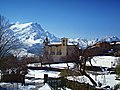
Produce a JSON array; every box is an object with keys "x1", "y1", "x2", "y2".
[{"x1": 0, "y1": 0, "x2": 120, "y2": 39}]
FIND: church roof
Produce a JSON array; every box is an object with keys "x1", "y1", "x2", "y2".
[{"x1": 48, "y1": 42, "x2": 78, "y2": 46}]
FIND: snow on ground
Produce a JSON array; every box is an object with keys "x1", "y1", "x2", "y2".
[
  {"x1": 45, "y1": 63, "x2": 74, "y2": 69},
  {"x1": 28, "y1": 63, "x2": 75, "y2": 69},
  {"x1": 67, "y1": 74, "x2": 120, "y2": 89},
  {"x1": 70, "y1": 56, "x2": 120, "y2": 88},
  {"x1": 19, "y1": 85, "x2": 35, "y2": 90},
  {"x1": 38, "y1": 83, "x2": 72, "y2": 90},
  {"x1": 26, "y1": 69, "x2": 60, "y2": 78},
  {"x1": 95, "y1": 74, "x2": 120, "y2": 88},
  {"x1": 27, "y1": 56, "x2": 119, "y2": 89},
  {"x1": 25, "y1": 69, "x2": 61, "y2": 89},
  {"x1": 0, "y1": 83, "x2": 35, "y2": 90},
  {"x1": 27, "y1": 63, "x2": 41, "y2": 67},
  {"x1": 36, "y1": 83, "x2": 72, "y2": 90},
  {"x1": 25, "y1": 68, "x2": 72, "y2": 90},
  {"x1": 38, "y1": 83, "x2": 52, "y2": 90},
  {"x1": 63, "y1": 88, "x2": 72, "y2": 90},
  {"x1": 86, "y1": 56, "x2": 119, "y2": 68},
  {"x1": 0, "y1": 82, "x2": 71, "y2": 90},
  {"x1": 1, "y1": 56, "x2": 120, "y2": 89}
]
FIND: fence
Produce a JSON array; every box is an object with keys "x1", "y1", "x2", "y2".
[
  {"x1": 0, "y1": 74, "x2": 25, "y2": 85},
  {"x1": 65, "y1": 79, "x2": 101, "y2": 90},
  {"x1": 44, "y1": 74, "x2": 103, "y2": 90}
]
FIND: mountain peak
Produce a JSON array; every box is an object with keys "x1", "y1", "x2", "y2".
[
  {"x1": 10, "y1": 22, "x2": 33, "y2": 30},
  {"x1": 9, "y1": 22, "x2": 60, "y2": 54},
  {"x1": 101, "y1": 36, "x2": 120, "y2": 42}
]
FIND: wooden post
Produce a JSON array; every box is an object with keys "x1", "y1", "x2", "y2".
[
  {"x1": 44, "y1": 74, "x2": 48, "y2": 84},
  {"x1": 22, "y1": 75, "x2": 25, "y2": 86}
]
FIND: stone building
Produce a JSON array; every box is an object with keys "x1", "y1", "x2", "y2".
[{"x1": 42, "y1": 37, "x2": 80, "y2": 63}]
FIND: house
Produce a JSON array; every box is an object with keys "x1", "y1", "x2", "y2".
[
  {"x1": 83, "y1": 42, "x2": 112, "y2": 57},
  {"x1": 42, "y1": 37, "x2": 80, "y2": 63},
  {"x1": 94, "y1": 42, "x2": 111, "y2": 49}
]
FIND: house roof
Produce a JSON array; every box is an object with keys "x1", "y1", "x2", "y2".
[
  {"x1": 48, "y1": 42, "x2": 78, "y2": 46},
  {"x1": 110, "y1": 42, "x2": 120, "y2": 45},
  {"x1": 49, "y1": 42, "x2": 61, "y2": 45}
]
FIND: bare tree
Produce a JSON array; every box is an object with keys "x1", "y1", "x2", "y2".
[
  {"x1": 0, "y1": 15, "x2": 18, "y2": 67},
  {"x1": 71, "y1": 42, "x2": 112, "y2": 86},
  {"x1": 0, "y1": 15, "x2": 18, "y2": 66}
]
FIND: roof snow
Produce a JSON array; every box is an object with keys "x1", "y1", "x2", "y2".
[
  {"x1": 49, "y1": 42, "x2": 78, "y2": 45},
  {"x1": 50, "y1": 42, "x2": 61, "y2": 45}
]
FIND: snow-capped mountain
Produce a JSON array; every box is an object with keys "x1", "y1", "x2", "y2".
[
  {"x1": 10, "y1": 22, "x2": 60, "y2": 55},
  {"x1": 10, "y1": 22, "x2": 59, "y2": 45},
  {"x1": 100, "y1": 36, "x2": 120, "y2": 43},
  {"x1": 9, "y1": 22, "x2": 120, "y2": 56},
  {"x1": 68, "y1": 38, "x2": 97, "y2": 48}
]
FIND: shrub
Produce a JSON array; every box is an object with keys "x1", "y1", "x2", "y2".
[
  {"x1": 114, "y1": 83, "x2": 120, "y2": 90},
  {"x1": 115, "y1": 65, "x2": 120, "y2": 76},
  {"x1": 60, "y1": 69, "x2": 81, "y2": 77}
]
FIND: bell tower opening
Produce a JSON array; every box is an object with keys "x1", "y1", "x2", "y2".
[{"x1": 62, "y1": 38, "x2": 68, "y2": 46}]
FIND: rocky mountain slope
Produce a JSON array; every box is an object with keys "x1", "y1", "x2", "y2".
[{"x1": 10, "y1": 22, "x2": 59, "y2": 55}]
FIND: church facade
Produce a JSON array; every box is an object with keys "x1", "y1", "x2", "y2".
[{"x1": 42, "y1": 37, "x2": 80, "y2": 63}]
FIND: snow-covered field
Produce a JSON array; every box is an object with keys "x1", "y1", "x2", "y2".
[
  {"x1": 67, "y1": 74, "x2": 120, "y2": 89},
  {"x1": 0, "y1": 56, "x2": 120, "y2": 90},
  {"x1": 0, "y1": 69, "x2": 61, "y2": 90},
  {"x1": 28, "y1": 63, "x2": 75, "y2": 69},
  {"x1": 45, "y1": 63, "x2": 74, "y2": 69},
  {"x1": 86, "y1": 56, "x2": 119, "y2": 68},
  {"x1": 26, "y1": 69, "x2": 60, "y2": 78}
]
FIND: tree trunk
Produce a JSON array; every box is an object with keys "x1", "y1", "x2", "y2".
[{"x1": 80, "y1": 69, "x2": 97, "y2": 86}]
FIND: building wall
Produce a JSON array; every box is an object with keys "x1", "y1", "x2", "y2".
[
  {"x1": 43, "y1": 38, "x2": 79, "y2": 63},
  {"x1": 61, "y1": 38, "x2": 68, "y2": 56}
]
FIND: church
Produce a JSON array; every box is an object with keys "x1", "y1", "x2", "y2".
[{"x1": 42, "y1": 37, "x2": 80, "y2": 63}]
